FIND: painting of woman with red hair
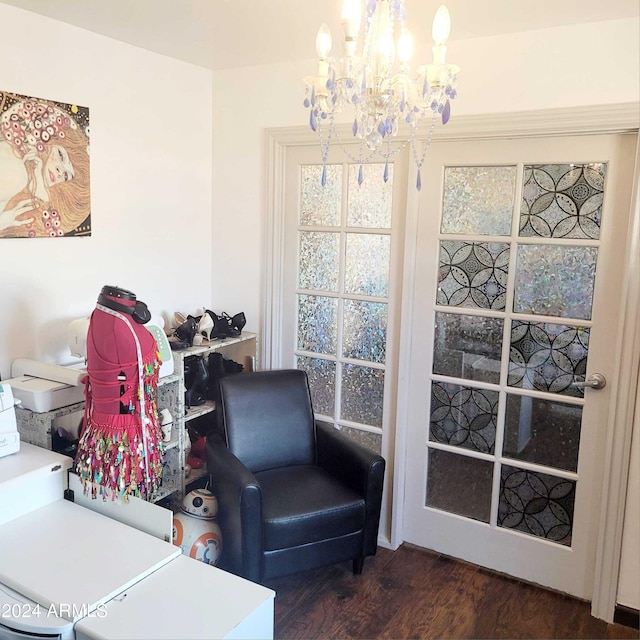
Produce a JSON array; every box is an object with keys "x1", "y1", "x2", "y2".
[{"x1": 0, "y1": 90, "x2": 90, "y2": 238}]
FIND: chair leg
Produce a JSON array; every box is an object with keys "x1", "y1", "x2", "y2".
[{"x1": 352, "y1": 557, "x2": 364, "y2": 575}]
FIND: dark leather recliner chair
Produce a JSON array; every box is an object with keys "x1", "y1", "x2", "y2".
[{"x1": 206, "y1": 369, "x2": 386, "y2": 583}]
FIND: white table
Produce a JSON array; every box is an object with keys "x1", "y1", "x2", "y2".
[{"x1": 0, "y1": 443, "x2": 275, "y2": 639}]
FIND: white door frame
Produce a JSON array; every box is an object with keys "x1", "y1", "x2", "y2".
[{"x1": 263, "y1": 103, "x2": 640, "y2": 621}]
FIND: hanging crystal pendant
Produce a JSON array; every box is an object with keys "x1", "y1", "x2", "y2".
[{"x1": 442, "y1": 99, "x2": 451, "y2": 125}]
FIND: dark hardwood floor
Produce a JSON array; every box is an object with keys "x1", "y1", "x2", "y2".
[{"x1": 265, "y1": 544, "x2": 638, "y2": 640}]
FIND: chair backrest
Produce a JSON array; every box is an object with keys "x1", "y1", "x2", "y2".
[{"x1": 218, "y1": 369, "x2": 316, "y2": 473}]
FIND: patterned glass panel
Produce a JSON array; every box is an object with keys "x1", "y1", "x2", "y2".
[
  {"x1": 426, "y1": 449, "x2": 493, "y2": 522},
  {"x1": 520, "y1": 163, "x2": 606, "y2": 239},
  {"x1": 297, "y1": 356, "x2": 336, "y2": 417},
  {"x1": 347, "y1": 163, "x2": 393, "y2": 228},
  {"x1": 514, "y1": 245, "x2": 597, "y2": 320},
  {"x1": 300, "y1": 164, "x2": 342, "y2": 226},
  {"x1": 498, "y1": 465, "x2": 575, "y2": 546},
  {"x1": 508, "y1": 320, "x2": 589, "y2": 398},
  {"x1": 441, "y1": 166, "x2": 516, "y2": 236},
  {"x1": 341, "y1": 364, "x2": 384, "y2": 427},
  {"x1": 433, "y1": 312, "x2": 504, "y2": 384},
  {"x1": 298, "y1": 231, "x2": 340, "y2": 292},
  {"x1": 504, "y1": 394, "x2": 582, "y2": 472},
  {"x1": 343, "y1": 300, "x2": 387, "y2": 364},
  {"x1": 430, "y1": 382, "x2": 498, "y2": 454},
  {"x1": 297, "y1": 294, "x2": 337, "y2": 355},
  {"x1": 344, "y1": 233, "x2": 390, "y2": 297},
  {"x1": 438, "y1": 240, "x2": 510, "y2": 310}
]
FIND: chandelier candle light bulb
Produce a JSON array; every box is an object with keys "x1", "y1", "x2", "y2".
[
  {"x1": 316, "y1": 23, "x2": 332, "y2": 75},
  {"x1": 341, "y1": 0, "x2": 361, "y2": 56},
  {"x1": 304, "y1": 0, "x2": 460, "y2": 190},
  {"x1": 397, "y1": 29, "x2": 414, "y2": 67},
  {"x1": 431, "y1": 4, "x2": 451, "y2": 64}
]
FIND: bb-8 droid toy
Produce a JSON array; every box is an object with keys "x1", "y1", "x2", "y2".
[{"x1": 173, "y1": 488, "x2": 222, "y2": 566}]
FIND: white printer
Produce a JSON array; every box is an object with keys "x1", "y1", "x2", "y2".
[{"x1": 0, "y1": 383, "x2": 19, "y2": 459}]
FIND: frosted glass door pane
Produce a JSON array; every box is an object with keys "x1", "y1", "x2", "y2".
[
  {"x1": 347, "y1": 163, "x2": 392, "y2": 228},
  {"x1": 514, "y1": 245, "x2": 597, "y2": 319},
  {"x1": 520, "y1": 163, "x2": 606, "y2": 239},
  {"x1": 297, "y1": 294, "x2": 337, "y2": 355},
  {"x1": 341, "y1": 364, "x2": 384, "y2": 427},
  {"x1": 344, "y1": 233, "x2": 390, "y2": 296},
  {"x1": 426, "y1": 449, "x2": 493, "y2": 522},
  {"x1": 298, "y1": 231, "x2": 339, "y2": 291},
  {"x1": 433, "y1": 312, "x2": 504, "y2": 384},
  {"x1": 504, "y1": 394, "x2": 582, "y2": 472},
  {"x1": 297, "y1": 355, "x2": 336, "y2": 417},
  {"x1": 441, "y1": 166, "x2": 516, "y2": 236},
  {"x1": 300, "y1": 164, "x2": 342, "y2": 226},
  {"x1": 343, "y1": 300, "x2": 387, "y2": 364}
]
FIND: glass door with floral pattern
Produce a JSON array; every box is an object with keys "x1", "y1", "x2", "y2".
[{"x1": 402, "y1": 133, "x2": 637, "y2": 599}]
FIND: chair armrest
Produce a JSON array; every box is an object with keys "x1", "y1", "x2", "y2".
[
  {"x1": 316, "y1": 422, "x2": 385, "y2": 556},
  {"x1": 206, "y1": 435, "x2": 263, "y2": 582}
]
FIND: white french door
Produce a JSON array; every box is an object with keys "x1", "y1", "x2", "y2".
[
  {"x1": 402, "y1": 133, "x2": 637, "y2": 599},
  {"x1": 280, "y1": 145, "x2": 408, "y2": 464}
]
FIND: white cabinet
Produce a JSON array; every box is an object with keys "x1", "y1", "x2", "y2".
[{"x1": 74, "y1": 555, "x2": 274, "y2": 640}]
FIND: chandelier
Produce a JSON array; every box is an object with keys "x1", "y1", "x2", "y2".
[{"x1": 304, "y1": 1, "x2": 460, "y2": 190}]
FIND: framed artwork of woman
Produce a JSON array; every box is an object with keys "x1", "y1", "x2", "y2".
[{"x1": 0, "y1": 90, "x2": 90, "y2": 238}]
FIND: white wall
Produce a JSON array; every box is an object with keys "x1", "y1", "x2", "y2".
[
  {"x1": 0, "y1": 3, "x2": 213, "y2": 378},
  {"x1": 210, "y1": 58, "x2": 308, "y2": 334}
]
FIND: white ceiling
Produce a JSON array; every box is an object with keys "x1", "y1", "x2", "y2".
[{"x1": 1, "y1": 0, "x2": 638, "y2": 71}]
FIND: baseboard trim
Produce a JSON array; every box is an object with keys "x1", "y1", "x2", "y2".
[{"x1": 614, "y1": 604, "x2": 640, "y2": 629}]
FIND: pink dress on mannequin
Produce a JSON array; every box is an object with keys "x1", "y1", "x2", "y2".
[{"x1": 74, "y1": 286, "x2": 164, "y2": 500}]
